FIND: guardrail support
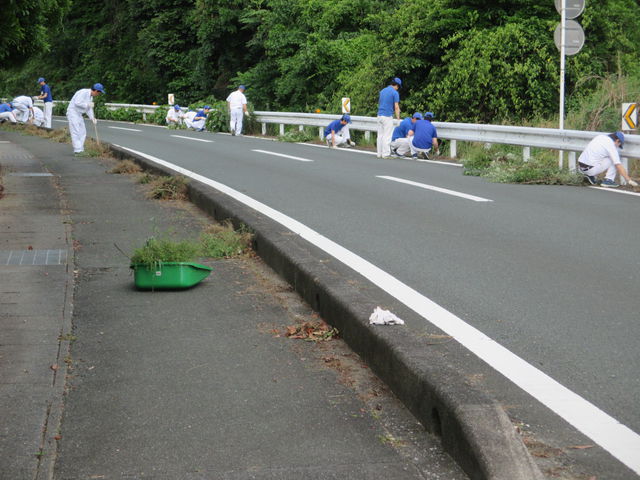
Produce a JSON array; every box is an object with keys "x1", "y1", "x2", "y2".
[
  {"x1": 364, "y1": 131, "x2": 371, "y2": 142},
  {"x1": 299, "y1": 125, "x2": 304, "y2": 132},
  {"x1": 568, "y1": 152, "x2": 576, "y2": 172},
  {"x1": 319, "y1": 128, "x2": 324, "y2": 140},
  {"x1": 450, "y1": 140, "x2": 457, "y2": 158},
  {"x1": 523, "y1": 146, "x2": 530, "y2": 162},
  {"x1": 279, "y1": 124, "x2": 285, "y2": 136},
  {"x1": 261, "y1": 123, "x2": 267, "y2": 135}
]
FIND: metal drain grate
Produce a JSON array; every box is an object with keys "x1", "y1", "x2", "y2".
[{"x1": 0, "y1": 249, "x2": 68, "y2": 266}]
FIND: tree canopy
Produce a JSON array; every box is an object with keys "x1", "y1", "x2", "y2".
[{"x1": 1, "y1": 0, "x2": 639, "y2": 123}]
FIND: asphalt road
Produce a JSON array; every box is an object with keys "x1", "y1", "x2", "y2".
[{"x1": 60, "y1": 118, "x2": 640, "y2": 478}]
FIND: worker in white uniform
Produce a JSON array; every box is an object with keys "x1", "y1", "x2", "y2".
[
  {"x1": 165, "y1": 104, "x2": 184, "y2": 126},
  {"x1": 226, "y1": 85, "x2": 248, "y2": 136},
  {"x1": 578, "y1": 131, "x2": 638, "y2": 188},
  {"x1": 183, "y1": 110, "x2": 196, "y2": 129},
  {"x1": 32, "y1": 106, "x2": 45, "y2": 127},
  {"x1": 66, "y1": 83, "x2": 105, "y2": 155},
  {"x1": 11, "y1": 96, "x2": 34, "y2": 123}
]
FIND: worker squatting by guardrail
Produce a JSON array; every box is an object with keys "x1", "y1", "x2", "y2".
[{"x1": 8, "y1": 99, "x2": 637, "y2": 172}]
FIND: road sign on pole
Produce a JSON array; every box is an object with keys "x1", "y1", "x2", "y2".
[
  {"x1": 622, "y1": 103, "x2": 637, "y2": 131},
  {"x1": 554, "y1": 20, "x2": 585, "y2": 56},
  {"x1": 168, "y1": 94, "x2": 175, "y2": 105},
  {"x1": 342, "y1": 98, "x2": 351, "y2": 114},
  {"x1": 554, "y1": 0, "x2": 585, "y2": 19}
]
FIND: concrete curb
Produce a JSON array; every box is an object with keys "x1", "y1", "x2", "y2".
[{"x1": 109, "y1": 144, "x2": 544, "y2": 480}]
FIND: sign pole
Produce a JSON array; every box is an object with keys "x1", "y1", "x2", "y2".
[{"x1": 559, "y1": 0, "x2": 566, "y2": 168}]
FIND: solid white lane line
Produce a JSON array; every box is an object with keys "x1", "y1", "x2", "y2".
[
  {"x1": 112, "y1": 144, "x2": 640, "y2": 475},
  {"x1": 170, "y1": 135, "x2": 214, "y2": 143},
  {"x1": 378, "y1": 175, "x2": 493, "y2": 203},
  {"x1": 0, "y1": 141, "x2": 10, "y2": 144},
  {"x1": 108, "y1": 126, "x2": 142, "y2": 132},
  {"x1": 53, "y1": 119, "x2": 67, "y2": 123},
  {"x1": 589, "y1": 186, "x2": 640, "y2": 197},
  {"x1": 252, "y1": 149, "x2": 314, "y2": 162}
]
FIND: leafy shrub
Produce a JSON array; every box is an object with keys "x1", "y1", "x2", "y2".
[{"x1": 278, "y1": 128, "x2": 315, "y2": 143}]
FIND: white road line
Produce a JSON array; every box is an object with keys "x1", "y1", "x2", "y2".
[
  {"x1": 108, "y1": 126, "x2": 142, "y2": 132},
  {"x1": 170, "y1": 135, "x2": 214, "y2": 143},
  {"x1": 589, "y1": 186, "x2": 640, "y2": 197},
  {"x1": 299, "y1": 143, "x2": 462, "y2": 166},
  {"x1": 53, "y1": 119, "x2": 67, "y2": 123},
  {"x1": 378, "y1": 175, "x2": 493, "y2": 203},
  {"x1": 112, "y1": 144, "x2": 640, "y2": 475},
  {"x1": 0, "y1": 141, "x2": 10, "y2": 144},
  {"x1": 252, "y1": 149, "x2": 314, "y2": 162}
]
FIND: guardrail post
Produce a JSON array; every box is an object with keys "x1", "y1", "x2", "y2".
[
  {"x1": 568, "y1": 152, "x2": 577, "y2": 172},
  {"x1": 279, "y1": 124, "x2": 285, "y2": 136},
  {"x1": 261, "y1": 123, "x2": 267, "y2": 135},
  {"x1": 364, "y1": 131, "x2": 371, "y2": 142},
  {"x1": 450, "y1": 140, "x2": 457, "y2": 158},
  {"x1": 143, "y1": 112, "x2": 147, "y2": 122},
  {"x1": 319, "y1": 127, "x2": 324, "y2": 140},
  {"x1": 299, "y1": 125, "x2": 304, "y2": 132},
  {"x1": 523, "y1": 146, "x2": 530, "y2": 162}
]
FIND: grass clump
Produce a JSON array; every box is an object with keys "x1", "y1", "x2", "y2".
[
  {"x1": 278, "y1": 128, "x2": 315, "y2": 143},
  {"x1": 130, "y1": 237, "x2": 201, "y2": 268},
  {"x1": 200, "y1": 222, "x2": 253, "y2": 257},
  {"x1": 147, "y1": 175, "x2": 189, "y2": 200},
  {"x1": 461, "y1": 143, "x2": 583, "y2": 185},
  {"x1": 110, "y1": 160, "x2": 142, "y2": 174}
]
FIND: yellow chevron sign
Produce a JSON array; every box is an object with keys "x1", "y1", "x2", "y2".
[
  {"x1": 342, "y1": 97, "x2": 351, "y2": 114},
  {"x1": 622, "y1": 103, "x2": 637, "y2": 130}
]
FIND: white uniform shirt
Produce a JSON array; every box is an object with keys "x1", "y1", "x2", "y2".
[
  {"x1": 32, "y1": 106, "x2": 45, "y2": 125},
  {"x1": 12, "y1": 96, "x2": 34, "y2": 108},
  {"x1": 166, "y1": 108, "x2": 182, "y2": 123},
  {"x1": 67, "y1": 88, "x2": 95, "y2": 120},
  {"x1": 226, "y1": 90, "x2": 247, "y2": 110},
  {"x1": 578, "y1": 134, "x2": 621, "y2": 167}
]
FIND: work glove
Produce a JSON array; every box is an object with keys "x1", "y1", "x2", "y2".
[
  {"x1": 628, "y1": 179, "x2": 639, "y2": 187},
  {"x1": 244, "y1": 111, "x2": 249, "y2": 117},
  {"x1": 91, "y1": 118, "x2": 97, "y2": 125},
  {"x1": 435, "y1": 149, "x2": 441, "y2": 156}
]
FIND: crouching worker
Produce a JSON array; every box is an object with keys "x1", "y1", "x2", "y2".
[
  {"x1": 578, "y1": 131, "x2": 638, "y2": 187},
  {"x1": 410, "y1": 112, "x2": 439, "y2": 159},
  {"x1": 11, "y1": 96, "x2": 34, "y2": 123},
  {"x1": 165, "y1": 105, "x2": 184, "y2": 126},
  {"x1": 32, "y1": 106, "x2": 45, "y2": 127},
  {"x1": 391, "y1": 112, "x2": 422, "y2": 157},
  {"x1": 66, "y1": 83, "x2": 105, "y2": 155},
  {"x1": 324, "y1": 114, "x2": 355, "y2": 148},
  {"x1": 191, "y1": 106, "x2": 210, "y2": 132},
  {"x1": 0, "y1": 102, "x2": 17, "y2": 123}
]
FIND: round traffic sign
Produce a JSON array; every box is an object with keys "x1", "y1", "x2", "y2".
[
  {"x1": 554, "y1": 0, "x2": 585, "y2": 20},
  {"x1": 554, "y1": 20, "x2": 585, "y2": 56}
]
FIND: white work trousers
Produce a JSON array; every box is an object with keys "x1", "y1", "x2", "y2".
[
  {"x1": 14, "y1": 105, "x2": 30, "y2": 123},
  {"x1": 0, "y1": 112, "x2": 17, "y2": 123},
  {"x1": 376, "y1": 116, "x2": 394, "y2": 157},
  {"x1": 192, "y1": 118, "x2": 206, "y2": 131},
  {"x1": 580, "y1": 159, "x2": 618, "y2": 181},
  {"x1": 410, "y1": 137, "x2": 432, "y2": 156},
  {"x1": 230, "y1": 108, "x2": 244, "y2": 135},
  {"x1": 43, "y1": 102, "x2": 53, "y2": 128},
  {"x1": 67, "y1": 111, "x2": 87, "y2": 153},
  {"x1": 390, "y1": 137, "x2": 411, "y2": 156}
]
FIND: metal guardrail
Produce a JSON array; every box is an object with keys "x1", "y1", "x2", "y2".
[{"x1": 8, "y1": 99, "x2": 637, "y2": 169}]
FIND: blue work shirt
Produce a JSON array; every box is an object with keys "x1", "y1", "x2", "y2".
[
  {"x1": 0, "y1": 103, "x2": 12, "y2": 113},
  {"x1": 411, "y1": 120, "x2": 438, "y2": 149},
  {"x1": 324, "y1": 119, "x2": 346, "y2": 137},
  {"x1": 391, "y1": 117, "x2": 413, "y2": 141},
  {"x1": 40, "y1": 84, "x2": 53, "y2": 102},
  {"x1": 194, "y1": 110, "x2": 207, "y2": 120},
  {"x1": 377, "y1": 85, "x2": 399, "y2": 117}
]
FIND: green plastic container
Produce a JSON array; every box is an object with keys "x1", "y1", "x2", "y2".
[{"x1": 130, "y1": 262, "x2": 213, "y2": 290}]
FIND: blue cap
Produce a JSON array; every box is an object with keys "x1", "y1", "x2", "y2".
[
  {"x1": 393, "y1": 77, "x2": 402, "y2": 86},
  {"x1": 412, "y1": 112, "x2": 423, "y2": 119},
  {"x1": 341, "y1": 114, "x2": 351, "y2": 123},
  {"x1": 174, "y1": 104, "x2": 180, "y2": 110},
  {"x1": 614, "y1": 131, "x2": 625, "y2": 148},
  {"x1": 92, "y1": 83, "x2": 105, "y2": 93},
  {"x1": 239, "y1": 85, "x2": 246, "y2": 90},
  {"x1": 424, "y1": 112, "x2": 434, "y2": 119},
  {"x1": 37, "y1": 77, "x2": 45, "y2": 83},
  {"x1": 203, "y1": 105, "x2": 211, "y2": 109}
]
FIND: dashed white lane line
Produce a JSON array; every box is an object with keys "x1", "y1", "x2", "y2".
[
  {"x1": 252, "y1": 149, "x2": 313, "y2": 162},
  {"x1": 112, "y1": 143, "x2": 640, "y2": 476},
  {"x1": 170, "y1": 135, "x2": 214, "y2": 143},
  {"x1": 108, "y1": 126, "x2": 142, "y2": 132},
  {"x1": 377, "y1": 175, "x2": 493, "y2": 202}
]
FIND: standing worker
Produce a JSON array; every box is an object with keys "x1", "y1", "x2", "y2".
[
  {"x1": 578, "y1": 132, "x2": 638, "y2": 187},
  {"x1": 37, "y1": 77, "x2": 53, "y2": 128},
  {"x1": 376, "y1": 77, "x2": 401, "y2": 158},
  {"x1": 11, "y1": 95, "x2": 34, "y2": 123},
  {"x1": 66, "y1": 83, "x2": 105, "y2": 156},
  {"x1": 226, "y1": 85, "x2": 248, "y2": 136}
]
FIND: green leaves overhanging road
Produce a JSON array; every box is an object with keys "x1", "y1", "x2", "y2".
[{"x1": 1, "y1": 0, "x2": 639, "y2": 123}]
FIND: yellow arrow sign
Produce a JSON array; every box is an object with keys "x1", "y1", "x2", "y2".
[{"x1": 623, "y1": 103, "x2": 637, "y2": 130}]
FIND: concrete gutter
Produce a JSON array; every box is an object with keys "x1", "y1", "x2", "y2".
[{"x1": 110, "y1": 144, "x2": 544, "y2": 480}]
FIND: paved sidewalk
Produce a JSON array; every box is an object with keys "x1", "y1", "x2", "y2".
[{"x1": 0, "y1": 130, "x2": 467, "y2": 479}]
